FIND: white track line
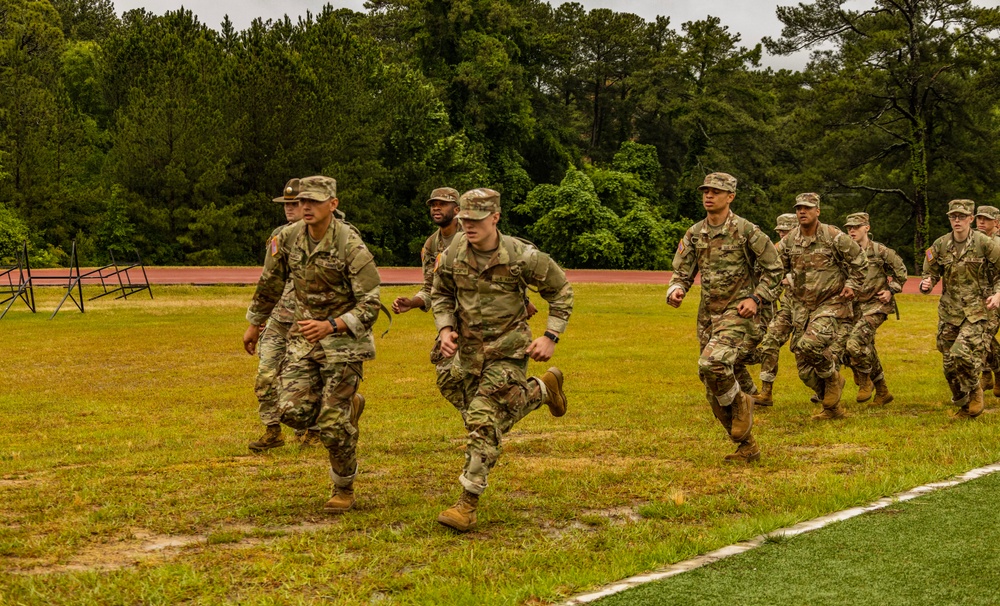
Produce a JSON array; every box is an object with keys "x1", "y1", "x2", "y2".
[{"x1": 561, "y1": 461, "x2": 1000, "y2": 605}]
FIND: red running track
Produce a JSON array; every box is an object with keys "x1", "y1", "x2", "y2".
[{"x1": 29, "y1": 267, "x2": 941, "y2": 293}]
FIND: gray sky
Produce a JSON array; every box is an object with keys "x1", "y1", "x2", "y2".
[{"x1": 111, "y1": 0, "x2": 1000, "y2": 70}]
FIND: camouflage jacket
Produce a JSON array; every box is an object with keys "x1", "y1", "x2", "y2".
[
  {"x1": 668, "y1": 212, "x2": 783, "y2": 318},
  {"x1": 266, "y1": 224, "x2": 296, "y2": 327},
  {"x1": 247, "y1": 219, "x2": 382, "y2": 362},
  {"x1": 855, "y1": 239, "x2": 907, "y2": 317},
  {"x1": 922, "y1": 230, "x2": 1000, "y2": 326},
  {"x1": 779, "y1": 222, "x2": 868, "y2": 323},
  {"x1": 431, "y1": 233, "x2": 573, "y2": 375},
  {"x1": 412, "y1": 225, "x2": 461, "y2": 311}
]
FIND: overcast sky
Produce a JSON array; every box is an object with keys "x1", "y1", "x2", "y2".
[{"x1": 110, "y1": 0, "x2": 1000, "y2": 70}]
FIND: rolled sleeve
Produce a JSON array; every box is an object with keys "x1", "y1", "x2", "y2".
[{"x1": 338, "y1": 312, "x2": 365, "y2": 338}]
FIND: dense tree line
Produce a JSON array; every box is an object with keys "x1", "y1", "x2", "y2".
[{"x1": 1, "y1": 0, "x2": 998, "y2": 269}]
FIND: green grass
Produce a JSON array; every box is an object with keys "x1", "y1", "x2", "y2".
[
  {"x1": 0, "y1": 284, "x2": 998, "y2": 605},
  {"x1": 595, "y1": 471, "x2": 1000, "y2": 605}
]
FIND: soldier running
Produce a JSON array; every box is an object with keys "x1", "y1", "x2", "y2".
[
  {"x1": 974, "y1": 205, "x2": 1000, "y2": 397},
  {"x1": 753, "y1": 213, "x2": 797, "y2": 406}
]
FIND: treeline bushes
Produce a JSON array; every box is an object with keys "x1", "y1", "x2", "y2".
[{"x1": 2, "y1": 0, "x2": 999, "y2": 269}]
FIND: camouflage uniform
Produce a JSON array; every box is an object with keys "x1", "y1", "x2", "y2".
[
  {"x1": 668, "y1": 173, "x2": 783, "y2": 449},
  {"x1": 247, "y1": 176, "x2": 381, "y2": 489},
  {"x1": 431, "y1": 190, "x2": 573, "y2": 496},
  {"x1": 778, "y1": 194, "x2": 868, "y2": 405},
  {"x1": 255, "y1": 224, "x2": 297, "y2": 426},
  {"x1": 922, "y1": 200, "x2": 1000, "y2": 409},
  {"x1": 974, "y1": 206, "x2": 1000, "y2": 383},
  {"x1": 843, "y1": 213, "x2": 907, "y2": 384},
  {"x1": 757, "y1": 214, "x2": 798, "y2": 385}
]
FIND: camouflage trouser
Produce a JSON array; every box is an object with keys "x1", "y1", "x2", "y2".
[
  {"x1": 437, "y1": 358, "x2": 544, "y2": 495},
  {"x1": 985, "y1": 314, "x2": 1000, "y2": 373},
  {"x1": 255, "y1": 319, "x2": 291, "y2": 426},
  {"x1": 698, "y1": 310, "x2": 763, "y2": 440},
  {"x1": 278, "y1": 343, "x2": 363, "y2": 487},
  {"x1": 937, "y1": 319, "x2": 988, "y2": 401},
  {"x1": 845, "y1": 313, "x2": 886, "y2": 381},
  {"x1": 831, "y1": 319, "x2": 852, "y2": 369},
  {"x1": 790, "y1": 314, "x2": 841, "y2": 395},
  {"x1": 757, "y1": 305, "x2": 793, "y2": 383}
]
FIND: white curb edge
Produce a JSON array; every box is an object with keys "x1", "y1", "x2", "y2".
[{"x1": 560, "y1": 461, "x2": 1000, "y2": 605}]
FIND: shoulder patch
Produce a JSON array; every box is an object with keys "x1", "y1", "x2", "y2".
[
  {"x1": 926, "y1": 247, "x2": 935, "y2": 262},
  {"x1": 677, "y1": 239, "x2": 686, "y2": 255},
  {"x1": 433, "y1": 252, "x2": 443, "y2": 273},
  {"x1": 269, "y1": 236, "x2": 279, "y2": 257}
]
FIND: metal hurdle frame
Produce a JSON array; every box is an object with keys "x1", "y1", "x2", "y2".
[{"x1": 0, "y1": 241, "x2": 35, "y2": 319}]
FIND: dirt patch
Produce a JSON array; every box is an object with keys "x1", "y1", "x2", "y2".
[{"x1": 6, "y1": 520, "x2": 342, "y2": 575}]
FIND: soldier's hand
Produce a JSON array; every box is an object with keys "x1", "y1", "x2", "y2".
[
  {"x1": 920, "y1": 277, "x2": 933, "y2": 293},
  {"x1": 298, "y1": 319, "x2": 335, "y2": 343},
  {"x1": 527, "y1": 336, "x2": 555, "y2": 362},
  {"x1": 737, "y1": 298, "x2": 758, "y2": 318},
  {"x1": 667, "y1": 288, "x2": 685, "y2": 308},
  {"x1": 525, "y1": 300, "x2": 538, "y2": 319},
  {"x1": 439, "y1": 328, "x2": 458, "y2": 358},
  {"x1": 243, "y1": 324, "x2": 263, "y2": 355},
  {"x1": 840, "y1": 286, "x2": 856, "y2": 300},
  {"x1": 877, "y1": 289, "x2": 892, "y2": 304},
  {"x1": 988, "y1": 293, "x2": 1000, "y2": 310},
  {"x1": 392, "y1": 296, "x2": 416, "y2": 314}
]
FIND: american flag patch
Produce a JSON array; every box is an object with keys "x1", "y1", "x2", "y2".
[
  {"x1": 677, "y1": 240, "x2": 686, "y2": 255},
  {"x1": 925, "y1": 247, "x2": 934, "y2": 262},
  {"x1": 269, "y1": 237, "x2": 279, "y2": 256},
  {"x1": 433, "y1": 253, "x2": 443, "y2": 272}
]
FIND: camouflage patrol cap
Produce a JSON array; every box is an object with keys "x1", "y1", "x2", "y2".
[
  {"x1": 794, "y1": 192, "x2": 821, "y2": 208},
  {"x1": 456, "y1": 188, "x2": 500, "y2": 220},
  {"x1": 775, "y1": 213, "x2": 797, "y2": 232},
  {"x1": 976, "y1": 205, "x2": 1000, "y2": 220},
  {"x1": 272, "y1": 178, "x2": 300, "y2": 203},
  {"x1": 295, "y1": 176, "x2": 337, "y2": 201},
  {"x1": 844, "y1": 212, "x2": 870, "y2": 227},
  {"x1": 697, "y1": 172, "x2": 737, "y2": 193},
  {"x1": 947, "y1": 199, "x2": 975, "y2": 216},
  {"x1": 426, "y1": 187, "x2": 460, "y2": 206}
]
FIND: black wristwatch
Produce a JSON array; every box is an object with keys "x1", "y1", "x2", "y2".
[
  {"x1": 749, "y1": 294, "x2": 763, "y2": 306},
  {"x1": 543, "y1": 331, "x2": 560, "y2": 344},
  {"x1": 328, "y1": 319, "x2": 338, "y2": 334}
]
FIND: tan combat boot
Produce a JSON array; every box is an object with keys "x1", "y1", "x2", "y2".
[
  {"x1": 351, "y1": 393, "x2": 366, "y2": 429},
  {"x1": 871, "y1": 378, "x2": 894, "y2": 406},
  {"x1": 754, "y1": 381, "x2": 774, "y2": 406},
  {"x1": 855, "y1": 373, "x2": 874, "y2": 403},
  {"x1": 993, "y1": 376, "x2": 1000, "y2": 398},
  {"x1": 540, "y1": 367, "x2": 567, "y2": 417},
  {"x1": 300, "y1": 429, "x2": 322, "y2": 447},
  {"x1": 822, "y1": 370, "x2": 845, "y2": 408},
  {"x1": 323, "y1": 485, "x2": 356, "y2": 513},
  {"x1": 437, "y1": 490, "x2": 479, "y2": 532},
  {"x1": 730, "y1": 392, "x2": 755, "y2": 442},
  {"x1": 982, "y1": 370, "x2": 995, "y2": 391},
  {"x1": 967, "y1": 385, "x2": 985, "y2": 418},
  {"x1": 248, "y1": 424, "x2": 285, "y2": 452},
  {"x1": 723, "y1": 435, "x2": 761, "y2": 463}
]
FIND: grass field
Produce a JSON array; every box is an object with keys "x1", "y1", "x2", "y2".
[{"x1": 1, "y1": 284, "x2": 998, "y2": 605}]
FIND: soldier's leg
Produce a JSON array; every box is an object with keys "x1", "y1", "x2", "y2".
[
  {"x1": 436, "y1": 357, "x2": 470, "y2": 424},
  {"x1": 459, "y1": 360, "x2": 528, "y2": 496},
  {"x1": 948, "y1": 319, "x2": 988, "y2": 416},
  {"x1": 846, "y1": 313, "x2": 885, "y2": 402},
  {"x1": 758, "y1": 309, "x2": 792, "y2": 384},
  {"x1": 254, "y1": 320, "x2": 290, "y2": 426},
  {"x1": 792, "y1": 315, "x2": 845, "y2": 413},
  {"x1": 313, "y1": 361, "x2": 363, "y2": 487},
  {"x1": 698, "y1": 315, "x2": 755, "y2": 444},
  {"x1": 937, "y1": 321, "x2": 965, "y2": 402}
]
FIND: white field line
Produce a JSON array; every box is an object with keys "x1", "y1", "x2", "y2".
[{"x1": 561, "y1": 461, "x2": 1000, "y2": 605}]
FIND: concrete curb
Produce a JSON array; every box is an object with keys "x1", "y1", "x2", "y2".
[{"x1": 561, "y1": 461, "x2": 1000, "y2": 605}]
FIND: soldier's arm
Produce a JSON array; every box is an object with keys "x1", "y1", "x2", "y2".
[
  {"x1": 921, "y1": 243, "x2": 941, "y2": 292},
  {"x1": 747, "y1": 226, "x2": 783, "y2": 303},
  {"x1": 410, "y1": 239, "x2": 436, "y2": 312},
  {"x1": 985, "y1": 237, "x2": 1000, "y2": 296},
  {"x1": 247, "y1": 232, "x2": 291, "y2": 326},
  {"x1": 884, "y1": 247, "x2": 908, "y2": 294},
  {"x1": 526, "y1": 251, "x2": 574, "y2": 334},
  {"x1": 667, "y1": 229, "x2": 698, "y2": 300},
  {"x1": 431, "y1": 259, "x2": 458, "y2": 333},
  {"x1": 837, "y1": 232, "x2": 868, "y2": 291},
  {"x1": 340, "y1": 243, "x2": 382, "y2": 337}
]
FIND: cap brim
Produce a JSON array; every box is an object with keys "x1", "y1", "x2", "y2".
[
  {"x1": 427, "y1": 197, "x2": 458, "y2": 205},
  {"x1": 948, "y1": 211, "x2": 973, "y2": 216},
  {"x1": 975, "y1": 212, "x2": 993, "y2": 218},
  {"x1": 456, "y1": 210, "x2": 492, "y2": 220},
  {"x1": 273, "y1": 196, "x2": 296, "y2": 203},
  {"x1": 697, "y1": 185, "x2": 735, "y2": 192}
]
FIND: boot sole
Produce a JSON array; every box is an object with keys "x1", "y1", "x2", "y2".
[
  {"x1": 437, "y1": 514, "x2": 475, "y2": 532},
  {"x1": 248, "y1": 442, "x2": 285, "y2": 453},
  {"x1": 323, "y1": 502, "x2": 355, "y2": 514},
  {"x1": 546, "y1": 367, "x2": 567, "y2": 417},
  {"x1": 723, "y1": 451, "x2": 761, "y2": 463}
]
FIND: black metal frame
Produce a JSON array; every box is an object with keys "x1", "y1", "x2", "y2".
[
  {"x1": 0, "y1": 241, "x2": 35, "y2": 319},
  {"x1": 83, "y1": 249, "x2": 154, "y2": 302}
]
